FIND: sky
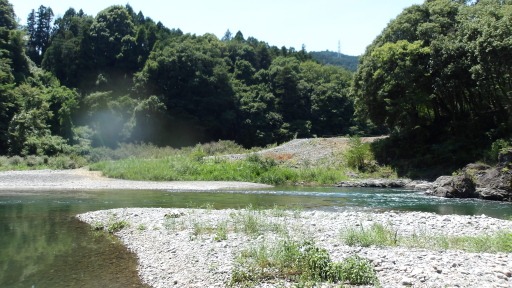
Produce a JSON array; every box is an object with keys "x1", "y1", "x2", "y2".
[{"x1": 11, "y1": 0, "x2": 424, "y2": 56}]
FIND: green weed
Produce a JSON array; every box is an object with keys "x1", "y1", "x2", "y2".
[
  {"x1": 107, "y1": 220, "x2": 129, "y2": 233},
  {"x1": 341, "y1": 223, "x2": 512, "y2": 253},
  {"x1": 230, "y1": 239, "x2": 378, "y2": 286},
  {"x1": 214, "y1": 221, "x2": 229, "y2": 241},
  {"x1": 91, "y1": 221, "x2": 104, "y2": 231},
  {"x1": 341, "y1": 223, "x2": 398, "y2": 247}
]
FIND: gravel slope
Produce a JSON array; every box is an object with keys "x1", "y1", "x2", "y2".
[{"x1": 210, "y1": 137, "x2": 385, "y2": 167}]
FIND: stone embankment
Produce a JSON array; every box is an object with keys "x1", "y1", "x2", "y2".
[{"x1": 78, "y1": 208, "x2": 512, "y2": 288}]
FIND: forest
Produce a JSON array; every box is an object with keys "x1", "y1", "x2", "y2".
[{"x1": 1, "y1": 0, "x2": 511, "y2": 177}]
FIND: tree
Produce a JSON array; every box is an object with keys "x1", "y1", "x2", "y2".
[
  {"x1": 42, "y1": 8, "x2": 94, "y2": 88},
  {"x1": 7, "y1": 73, "x2": 79, "y2": 156},
  {"x1": 125, "y1": 95, "x2": 168, "y2": 144},
  {"x1": 352, "y1": 0, "x2": 512, "y2": 172},
  {"x1": 134, "y1": 35, "x2": 236, "y2": 145},
  {"x1": 221, "y1": 29, "x2": 232, "y2": 42},
  {"x1": 233, "y1": 30, "x2": 245, "y2": 43},
  {"x1": 27, "y1": 5, "x2": 54, "y2": 64},
  {"x1": 89, "y1": 5, "x2": 136, "y2": 74},
  {"x1": 0, "y1": 0, "x2": 16, "y2": 30}
]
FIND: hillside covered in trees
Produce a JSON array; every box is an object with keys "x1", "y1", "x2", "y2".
[
  {"x1": 310, "y1": 51, "x2": 359, "y2": 72},
  {"x1": 1, "y1": 0, "x2": 512, "y2": 177},
  {"x1": 0, "y1": 0, "x2": 376, "y2": 157}
]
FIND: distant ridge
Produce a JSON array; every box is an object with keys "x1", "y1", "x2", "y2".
[{"x1": 310, "y1": 51, "x2": 359, "y2": 72}]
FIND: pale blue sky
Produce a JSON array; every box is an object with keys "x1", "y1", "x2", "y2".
[{"x1": 12, "y1": 0, "x2": 423, "y2": 56}]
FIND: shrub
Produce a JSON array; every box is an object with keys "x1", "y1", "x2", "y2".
[
  {"x1": 487, "y1": 138, "x2": 512, "y2": 164},
  {"x1": 0, "y1": 156, "x2": 9, "y2": 167},
  {"x1": 344, "y1": 136, "x2": 374, "y2": 171},
  {"x1": 334, "y1": 255, "x2": 379, "y2": 285},
  {"x1": 230, "y1": 239, "x2": 378, "y2": 286},
  {"x1": 9, "y1": 155, "x2": 24, "y2": 166},
  {"x1": 25, "y1": 155, "x2": 46, "y2": 167}
]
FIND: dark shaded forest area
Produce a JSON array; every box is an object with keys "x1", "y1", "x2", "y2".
[{"x1": 1, "y1": 0, "x2": 512, "y2": 177}]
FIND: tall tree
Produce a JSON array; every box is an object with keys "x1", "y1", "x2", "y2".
[
  {"x1": 26, "y1": 5, "x2": 53, "y2": 64},
  {"x1": 0, "y1": 0, "x2": 16, "y2": 29}
]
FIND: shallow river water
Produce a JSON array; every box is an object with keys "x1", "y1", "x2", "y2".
[{"x1": 1, "y1": 187, "x2": 512, "y2": 287}]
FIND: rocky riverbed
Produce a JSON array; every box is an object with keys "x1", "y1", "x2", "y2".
[{"x1": 77, "y1": 208, "x2": 512, "y2": 288}]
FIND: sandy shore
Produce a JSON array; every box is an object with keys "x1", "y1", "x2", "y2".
[
  {"x1": 0, "y1": 168, "x2": 273, "y2": 192},
  {"x1": 77, "y1": 208, "x2": 512, "y2": 288}
]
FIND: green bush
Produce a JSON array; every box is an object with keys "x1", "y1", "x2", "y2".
[
  {"x1": 333, "y1": 255, "x2": 379, "y2": 285},
  {"x1": 344, "y1": 136, "x2": 374, "y2": 171},
  {"x1": 487, "y1": 138, "x2": 512, "y2": 164},
  {"x1": 230, "y1": 239, "x2": 378, "y2": 286}
]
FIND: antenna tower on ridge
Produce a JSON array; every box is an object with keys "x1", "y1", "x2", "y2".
[{"x1": 338, "y1": 40, "x2": 341, "y2": 58}]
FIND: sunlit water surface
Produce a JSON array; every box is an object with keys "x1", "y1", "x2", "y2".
[{"x1": 1, "y1": 187, "x2": 512, "y2": 287}]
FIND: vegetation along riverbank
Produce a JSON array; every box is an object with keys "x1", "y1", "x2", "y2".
[{"x1": 2, "y1": 0, "x2": 512, "y2": 184}]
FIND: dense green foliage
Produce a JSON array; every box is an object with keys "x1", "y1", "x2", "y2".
[
  {"x1": 0, "y1": 1, "x2": 360, "y2": 158},
  {"x1": 310, "y1": 50, "x2": 359, "y2": 72},
  {"x1": 353, "y1": 0, "x2": 512, "y2": 176}
]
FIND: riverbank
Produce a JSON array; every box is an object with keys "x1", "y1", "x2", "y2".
[
  {"x1": 77, "y1": 207, "x2": 512, "y2": 288},
  {"x1": 0, "y1": 168, "x2": 272, "y2": 192}
]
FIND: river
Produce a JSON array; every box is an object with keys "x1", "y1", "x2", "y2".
[{"x1": 1, "y1": 187, "x2": 512, "y2": 287}]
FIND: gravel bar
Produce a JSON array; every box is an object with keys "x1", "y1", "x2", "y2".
[
  {"x1": 0, "y1": 168, "x2": 272, "y2": 191},
  {"x1": 77, "y1": 208, "x2": 512, "y2": 288}
]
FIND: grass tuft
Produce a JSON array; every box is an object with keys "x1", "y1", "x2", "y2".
[{"x1": 340, "y1": 222, "x2": 512, "y2": 253}]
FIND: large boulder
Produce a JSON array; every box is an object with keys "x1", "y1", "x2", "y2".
[
  {"x1": 426, "y1": 175, "x2": 477, "y2": 198},
  {"x1": 471, "y1": 149, "x2": 512, "y2": 201},
  {"x1": 427, "y1": 149, "x2": 512, "y2": 201},
  {"x1": 498, "y1": 149, "x2": 512, "y2": 167}
]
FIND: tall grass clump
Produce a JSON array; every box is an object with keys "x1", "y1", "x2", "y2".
[
  {"x1": 402, "y1": 231, "x2": 512, "y2": 253},
  {"x1": 340, "y1": 223, "x2": 512, "y2": 253},
  {"x1": 230, "y1": 207, "x2": 288, "y2": 237},
  {"x1": 230, "y1": 239, "x2": 378, "y2": 286},
  {"x1": 341, "y1": 223, "x2": 398, "y2": 247}
]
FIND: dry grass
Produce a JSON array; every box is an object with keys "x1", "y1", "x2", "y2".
[{"x1": 264, "y1": 153, "x2": 294, "y2": 161}]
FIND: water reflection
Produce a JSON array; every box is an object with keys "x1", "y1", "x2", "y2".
[{"x1": 0, "y1": 199, "x2": 148, "y2": 288}]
